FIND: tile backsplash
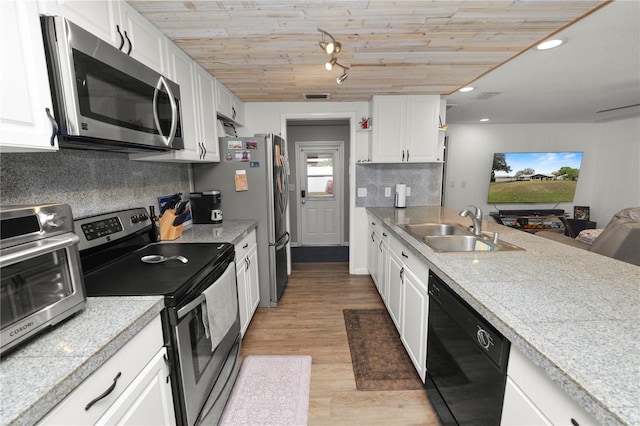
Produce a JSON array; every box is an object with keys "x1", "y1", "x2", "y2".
[
  {"x1": 355, "y1": 162, "x2": 443, "y2": 207},
  {"x1": 0, "y1": 150, "x2": 190, "y2": 218}
]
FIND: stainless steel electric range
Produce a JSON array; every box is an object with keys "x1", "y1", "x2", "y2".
[{"x1": 75, "y1": 207, "x2": 241, "y2": 426}]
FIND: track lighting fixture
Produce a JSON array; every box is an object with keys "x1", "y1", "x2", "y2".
[
  {"x1": 317, "y1": 28, "x2": 349, "y2": 84},
  {"x1": 318, "y1": 28, "x2": 341, "y2": 54}
]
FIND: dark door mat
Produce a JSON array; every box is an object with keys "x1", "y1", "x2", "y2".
[
  {"x1": 291, "y1": 246, "x2": 349, "y2": 262},
  {"x1": 343, "y1": 309, "x2": 423, "y2": 391}
]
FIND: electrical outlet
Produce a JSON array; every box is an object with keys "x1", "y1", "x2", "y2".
[
  {"x1": 384, "y1": 187, "x2": 391, "y2": 197},
  {"x1": 406, "y1": 187, "x2": 411, "y2": 196},
  {"x1": 357, "y1": 187, "x2": 367, "y2": 197}
]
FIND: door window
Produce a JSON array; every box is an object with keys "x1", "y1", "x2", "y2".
[{"x1": 306, "y1": 153, "x2": 334, "y2": 198}]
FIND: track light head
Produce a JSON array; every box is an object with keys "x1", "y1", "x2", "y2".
[
  {"x1": 318, "y1": 28, "x2": 340, "y2": 54},
  {"x1": 337, "y1": 71, "x2": 349, "y2": 84},
  {"x1": 325, "y1": 57, "x2": 337, "y2": 71}
]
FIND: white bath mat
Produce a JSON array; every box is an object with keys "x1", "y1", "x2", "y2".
[{"x1": 220, "y1": 355, "x2": 312, "y2": 426}]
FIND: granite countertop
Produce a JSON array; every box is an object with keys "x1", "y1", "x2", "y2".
[
  {"x1": 0, "y1": 296, "x2": 163, "y2": 426},
  {"x1": 177, "y1": 220, "x2": 257, "y2": 245},
  {"x1": 0, "y1": 221, "x2": 256, "y2": 426},
  {"x1": 367, "y1": 206, "x2": 639, "y2": 426}
]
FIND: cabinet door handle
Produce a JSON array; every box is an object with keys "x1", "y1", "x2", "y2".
[
  {"x1": 202, "y1": 142, "x2": 207, "y2": 159},
  {"x1": 242, "y1": 243, "x2": 249, "y2": 249},
  {"x1": 382, "y1": 232, "x2": 387, "y2": 237},
  {"x1": 232, "y1": 106, "x2": 236, "y2": 119},
  {"x1": 401, "y1": 251, "x2": 409, "y2": 259},
  {"x1": 406, "y1": 149, "x2": 410, "y2": 161},
  {"x1": 371, "y1": 231, "x2": 375, "y2": 242},
  {"x1": 163, "y1": 353, "x2": 171, "y2": 383},
  {"x1": 85, "y1": 372, "x2": 122, "y2": 411},
  {"x1": 402, "y1": 150, "x2": 405, "y2": 162},
  {"x1": 116, "y1": 25, "x2": 125, "y2": 51},
  {"x1": 124, "y1": 30, "x2": 132, "y2": 55},
  {"x1": 400, "y1": 267, "x2": 404, "y2": 281},
  {"x1": 45, "y1": 108, "x2": 58, "y2": 147},
  {"x1": 245, "y1": 256, "x2": 250, "y2": 271}
]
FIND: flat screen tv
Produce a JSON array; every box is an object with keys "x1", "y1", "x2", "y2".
[{"x1": 488, "y1": 152, "x2": 583, "y2": 203}]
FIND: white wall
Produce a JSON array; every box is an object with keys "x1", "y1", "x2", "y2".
[{"x1": 443, "y1": 116, "x2": 640, "y2": 226}]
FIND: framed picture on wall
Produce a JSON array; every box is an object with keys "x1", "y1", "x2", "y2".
[{"x1": 574, "y1": 206, "x2": 590, "y2": 220}]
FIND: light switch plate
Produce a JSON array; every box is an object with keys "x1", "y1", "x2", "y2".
[
  {"x1": 406, "y1": 187, "x2": 411, "y2": 196},
  {"x1": 384, "y1": 187, "x2": 391, "y2": 197},
  {"x1": 357, "y1": 187, "x2": 367, "y2": 197}
]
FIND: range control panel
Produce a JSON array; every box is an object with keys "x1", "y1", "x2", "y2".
[{"x1": 74, "y1": 208, "x2": 150, "y2": 251}]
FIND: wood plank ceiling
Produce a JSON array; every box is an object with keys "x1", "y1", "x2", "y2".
[{"x1": 129, "y1": 1, "x2": 608, "y2": 102}]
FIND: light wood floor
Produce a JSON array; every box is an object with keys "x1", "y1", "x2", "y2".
[{"x1": 241, "y1": 262, "x2": 440, "y2": 425}]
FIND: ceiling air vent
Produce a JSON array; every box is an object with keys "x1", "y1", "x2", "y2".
[
  {"x1": 304, "y1": 93, "x2": 331, "y2": 100},
  {"x1": 475, "y1": 91, "x2": 502, "y2": 100}
]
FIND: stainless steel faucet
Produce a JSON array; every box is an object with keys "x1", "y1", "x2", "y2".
[{"x1": 459, "y1": 205, "x2": 483, "y2": 236}]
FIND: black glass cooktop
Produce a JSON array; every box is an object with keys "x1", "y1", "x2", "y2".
[{"x1": 83, "y1": 242, "x2": 234, "y2": 306}]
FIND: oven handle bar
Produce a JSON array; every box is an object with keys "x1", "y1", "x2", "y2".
[
  {"x1": 177, "y1": 293, "x2": 206, "y2": 320},
  {"x1": 0, "y1": 233, "x2": 79, "y2": 266}
]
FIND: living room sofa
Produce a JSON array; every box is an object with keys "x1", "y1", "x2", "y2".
[{"x1": 537, "y1": 207, "x2": 640, "y2": 266}]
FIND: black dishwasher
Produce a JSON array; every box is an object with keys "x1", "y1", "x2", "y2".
[{"x1": 425, "y1": 272, "x2": 510, "y2": 425}]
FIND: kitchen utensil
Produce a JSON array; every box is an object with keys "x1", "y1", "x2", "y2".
[
  {"x1": 173, "y1": 209, "x2": 191, "y2": 226},
  {"x1": 141, "y1": 255, "x2": 188, "y2": 264}
]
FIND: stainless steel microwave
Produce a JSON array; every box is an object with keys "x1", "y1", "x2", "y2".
[{"x1": 41, "y1": 16, "x2": 184, "y2": 152}]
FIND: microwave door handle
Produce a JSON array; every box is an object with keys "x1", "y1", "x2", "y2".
[{"x1": 153, "y1": 76, "x2": 178, "y2": 147}]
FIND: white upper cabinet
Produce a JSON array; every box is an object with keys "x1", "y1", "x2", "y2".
[
  {"x1": 216, "y1": 80, "x2": 245, "y2": 127},
  {"x1": 117, "y1": 2, "x2": 168, "y2": 73},
  {"x1": 0, "y1": 1, "x2": 58, "y2": 152},
  {"x1": 38, "y1": 0, "x2": 168, "y2": 74},
  {"x1": 194, "y1": 64, "x2": 221, "y2": 161},
  {"x1": 371, "y1": 95, "x2": 442, "y2": 163},
  {"x1": 131, "y1": 43, "x2": 219, "y2": 163}
]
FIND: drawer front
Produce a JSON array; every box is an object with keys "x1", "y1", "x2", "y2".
[
  {"x1": 39, "y1": 316, "x2": 163, "y2": 425},
  {"x1": 234, "y1": 229, "x2": 256, "y2": 262},
  {"x1": 389, "y1": 235, "x2": 429, "y2": 280}
]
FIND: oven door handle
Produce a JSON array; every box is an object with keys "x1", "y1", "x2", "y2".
[
  {"x1": 0, "y1": 233, "x2": 79, "y2": 266},
  {"x1": 177, "y1": 293, "x2": 206, "y2": 320}
]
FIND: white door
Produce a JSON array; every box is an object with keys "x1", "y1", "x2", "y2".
[{"x1": 297, "y1": 142, "x2": 343, "y2": 246}]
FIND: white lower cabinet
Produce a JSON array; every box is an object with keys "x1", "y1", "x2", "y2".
[
  {"x1": 399, "y1": 265, "x2": 429, "y2": 382},
  {"x1": 96, "y1": 349, "x2": 175, "y2": 425},
  {"x1": 367, "y1": 215, "x2": 389, "y2": 299},
  {"x1": 386, "y1": 234, "x2": 430, "y2": 381},
  {"x1": 39, "y1": 316, "x2": 175, "y2": 425},
  {"x1": 235, "y1": 229, "x2": 259, "y2": 336},
  {"x1": 501, "y1": 345, "x2": 599, "y2": 426}
]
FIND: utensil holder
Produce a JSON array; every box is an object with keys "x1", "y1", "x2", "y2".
[{"x1": 159, "y1": 209, "x2": 183, "y2": 240}]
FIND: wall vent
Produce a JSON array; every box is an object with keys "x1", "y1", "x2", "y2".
[{"x1": 303, "y1": 93, "x2": 331, "y2": 100}]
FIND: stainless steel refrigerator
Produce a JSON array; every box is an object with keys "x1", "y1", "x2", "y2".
[{"x1": 192, "y1": 134, "x2": 289, "y2": 307}]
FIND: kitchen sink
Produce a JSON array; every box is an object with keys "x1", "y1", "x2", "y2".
[
  {"x1": 399, "y1": 222, "x2": 524, "y2": 252},
  {"x1": 399, "y1": 223, "x2": 469, "y2": 237},
  {"x1": 425, "y1": 235, "x2": 498, "y2": 252}
]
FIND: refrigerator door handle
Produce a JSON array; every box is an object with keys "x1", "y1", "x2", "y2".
[{"x1": 270, "y1": 232, "x2": 290, "y2": 250}]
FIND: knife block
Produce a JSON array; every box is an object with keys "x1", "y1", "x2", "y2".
[{"x1": 159, "y1": 209, "x2": 183, "y2": 241}]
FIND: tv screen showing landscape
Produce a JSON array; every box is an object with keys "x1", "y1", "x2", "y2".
[{"x1": 488, "y1": 152, "x2": 583, "y2": 203}]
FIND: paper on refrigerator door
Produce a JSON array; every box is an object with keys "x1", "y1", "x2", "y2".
[{"x1": 235, "y1": 170, "x2": 248, "y2": 191}]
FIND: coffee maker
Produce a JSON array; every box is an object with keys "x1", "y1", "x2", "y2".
[{"x1": 190, "y1": 190, "x2": 223, "y2": 224}]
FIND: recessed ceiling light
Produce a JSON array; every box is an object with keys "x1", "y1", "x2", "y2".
[
  {"x1": 536, "y1": 38, "x2": 565, "y2": 50},
  {"x1": 459, "y1": 86, "x2": 474, "y2": 93},
  {"x1": 479, "y1": 118, "x2": 490, "y2": 122}
]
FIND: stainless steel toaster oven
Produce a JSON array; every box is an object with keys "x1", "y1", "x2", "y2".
[{"x1": 0, "y1": 203, "x2": 86, "y2": 355}]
